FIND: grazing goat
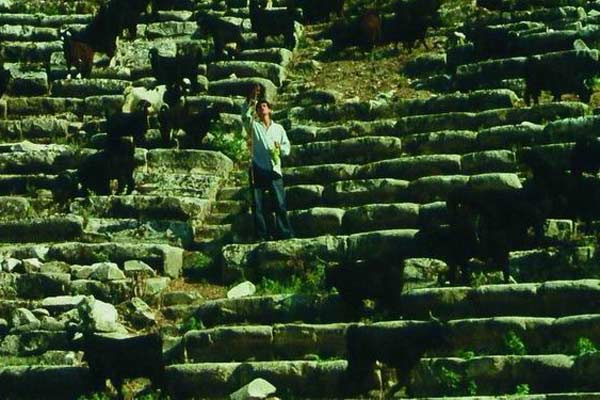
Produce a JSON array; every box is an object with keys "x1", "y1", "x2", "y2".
[
  {"x1": 345, "y1": 320, "x2": 449, "y2": 395},
  {"x1": 444, "y1": 185, "x2": 546, "y2": 283},
  {"x1": 571, "y1": 135, "x2": 600, "y2": 177},
  {"x1": 325, "y1": 257, "x2": 404, "y2": 311},
  {"x1": 159, "y1": 102, "x2": 220, "y2": 147},
  {"x1": 78, "y1": 138, "x2": 136, "y2": 195},
  {"x1": 249, "y1": 0, "x2": 297, "y2": 49},
  {"x1": 60, "y1": 5, "x2": 121, "y2": 78},
  {"x1": 0, "y1": 61, "x2": 11, "y2": 97},
  {"x1": 384, "y1": 0, "x2": 441, "y2": 49},
  {"x1": 122, "y1": 84, "x2": 168, "y2": 114},
  {"x1": 322, "y1": 9, "x2": 382, "y2": 50},
  {"x1": 523, "y1": 50, "x2": 600, "y2": 105},
  {"x1": 107, "y1": 0, "x2": 150, "y2": 39},
  {"x1": 522, "y1": 149, "x2": 600, "y2": 233},
  {"x1": 293, "y1": 0, "x2": 344, "y2": 22},
  {"x1": 73, "y1": 331, "x2": 165, "y2": 400},
  {"x1": 149, "y1": 46, "x2": 202, "y2": 91},
  {"x1": 107, "y1": 101, "x2": 151, "y2": 146},
  {"x1": 61, "y1": 28, "x2": 95, "y2": 78},
  {"x1": 196, "y1": 12, "x2": 245, "y2": 58}
]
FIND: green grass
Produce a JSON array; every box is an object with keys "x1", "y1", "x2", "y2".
[{"x1": 504, "y1": 330, "x2": 527, "y2": 355}]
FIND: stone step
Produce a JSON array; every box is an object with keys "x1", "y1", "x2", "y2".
[
  {"x1": 69, "y1": 195, "x2": 211, "y2": 221},
  {"x1": 190, "y1": 294, "x2": 346, "y2": 327},
  {"x1": 50, "y1": 79, "x2": 131, "y2": 98},
  {"x1": 0, "y1": 14, "x2": 92, "y2": 27},
  {"x1": 3, "y1": 97, "x2": 84, "y2": 117},
  {"x1": 478, "y1": 0, "x2": 586, "y2": 12},
  {"x1": 0, "y1": 241, "x2": 182, "y2": 278},
  {"x1": 0, "y1": 40, "x2": 61, "y2": 62},
  {"x1": 472, "y1": 6, "x2": 585, "y2": 27},
  {"x1": 204, "y1": 212, "x2": 234, "y2": 225},
  {"x1": 236, "y1": 48, "x2": 294, "y2": 68},
  {"x1": 0, "y1": 25, "x2": 59, "y2": 42},
  {"x1": 207, "y1": 60, "x2": 288, "y2": 87},
  {"x1": 83, "y1": 217, "x2": 194, "y2": 247},
  {"x1": 286, "y1": 89, "x2": 519, "y2": 124},
  {"x1": 211, "y1": 200, "x2": 247, "y2": 214},
  {"x1": 164, "y1": 360, "x2": 347, "y2": 399},
  {"x1": 409, "y1": 354, "x2": 600, "y2": 397},
  {"x1": 288, "y1": 103, "x2": 587, "y2": 141},
  {"x1": 0, "y1": 174, "x2": 59, "y2": 195},
  {"x1": 287, "y1": 136, "x2": 403, "y2": 167},
  {"x1": 405, "y1": 395, "x2": 600, "y2": 400},
  {"x1": 180, "y1": 314, "x2": 600, "y2": 363},
  {"x1": 190, "y1": 280, "x2": 600, "y2": 327},
  {"x1": 0, "y1": 365, "x2": 93, "y2": 400},
  {"x1": 194, "y1": 224, "x2": 232, "y2": 243},
  {"x1": 145, "y1": 149, "x2": 233, "y2": 177},
  {"x1": 283, "y1": 155, "x2": 521, "y2": 186},
  {"x1": 394, "y1": 102, "x2": 587, "y2": 136},
  {"x1": 232, "y1": 202, "x2": 439, "y2": 239},
  {"x1": 0, "y1": 118, "x2": 73, "y2": 144},
  {"x1": 0, "y1": 214, "x2": 83, "y2": 243},
  {"x1": 134, "y1": 172, "x2": 223, "y2": 198}
]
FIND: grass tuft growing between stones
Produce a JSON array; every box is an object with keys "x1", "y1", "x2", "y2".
[{"x1": 257, "y1": 261, "x2": 329, "y2": 295}]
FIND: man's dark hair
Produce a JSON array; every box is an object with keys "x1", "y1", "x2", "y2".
[{"x1": 255, "y1": 98, "x2": 272, "y2": 111}]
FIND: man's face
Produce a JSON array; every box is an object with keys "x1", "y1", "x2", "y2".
[{"x1": 256, "y1": 102, "x2": 271, "y2": 117}]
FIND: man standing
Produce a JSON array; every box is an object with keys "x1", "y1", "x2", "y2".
[{"x1": 242, "y1": 85, "x2": 294, "y2": 241}]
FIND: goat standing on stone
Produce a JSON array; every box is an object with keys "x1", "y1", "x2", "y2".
[
  {"x1": 71, "y1": 330, "x2": 166, "y2": 400},
  {"x1": 249, "y1": 0, "x2": 297, "y2": 49},
  {"x1": 0, "y1": 60, "x2": 11, "y2": 98},
  {"x1": 196, "y1": 12, "x2": 246, "y2": 59}
]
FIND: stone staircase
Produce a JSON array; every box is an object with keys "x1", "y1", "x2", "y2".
[{"x1": 3, "y1": 0, "x2": 600, "y2": 398}]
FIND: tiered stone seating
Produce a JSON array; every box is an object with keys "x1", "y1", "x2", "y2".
[{"x1": 3, "y1": 0, "x2": 600, "y2": 397}]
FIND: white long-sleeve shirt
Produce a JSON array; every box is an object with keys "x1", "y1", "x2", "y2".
[{"x1": 241, "y1": 101, "x2": 291, "y2": 177}]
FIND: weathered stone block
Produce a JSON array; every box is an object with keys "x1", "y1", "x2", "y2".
[
  {"x1": 357, "y1": 155, "x2": 462, "y2": 181},
  {"x1": 342, "y1": 203, "x2": 420, "y2": 233},
  {"x1": 290, "y1": 207, "x2": 345, "y2": 237}
]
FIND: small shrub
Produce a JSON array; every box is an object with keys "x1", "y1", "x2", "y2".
[
  {"x1": 179, "y1": 316, "x2": 203, "y2": 333},
  {"x1": 515, "y1": 383, "x2": 530, "y2": 396},
  {"x1": 458, "y1": 350, "x2": 475, "y2": 360},
  {"x1": 256, "y1": 259, "x2": 328, "y2": 295},
  {"x1": 575, "y1": 337, "x2": 598, "y2": 356},
  {"x1": 77, "y1": 393, "x2": 111, "y2": 400},
  {"x1": 205, "y1": 121, "x2": 249, "y2": 164},
  {"x1": 504, "y1": 330, "x2": 527, "y2": 355},
  {"x1": 437, "y1": 366, "x2": 462, "y2": 391}
]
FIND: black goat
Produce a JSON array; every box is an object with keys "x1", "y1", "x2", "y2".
[
  {"x1": 149, "y1": 48, "x2": 179, "y2": 87},
  {"x1": 159, "y1": 102, "x2": 220, "y2": 147},
  {"x1": 523, "y1": 51, "x2": 600, "y2": 106},
  {"x1": 249, "y1": 0, "x2": 297, "y2": 49},
  {"x1": 73, "y1": 331, "x2": 165, "y2": 400},
  {"x1": 106, "y1": 101, "x2": 150, "y2": 146},
  {"x1": 60, "y1": 4, "x2": 121, "y2": 78},
  {"x1": 383, "y1": 0, "x2": 441, "y2": 49},
  {"x1": 0, "y1": 61, "x2": 11, "y2": 97},
  {"x1": 571, "y1": 135, "x2": 600, "y2": 177},
  {"x1": 196, "y1": 12, "x2": 245, "y2": 58},
  {"x1": 345, "y1": 320, "x2": 449, "y2": 396},
  {"x1": 322, "y1": 9, "x2": 382, "y2": 51},
  {"x1": 149, "y1": 46, "x2": 202, "y2": 91},
  {"x1": 107, "y1": 0, "x2": 150, "y2": 39},
  {"x1": 292, "y1": 0, "x2": 344, "y2": 22},
  {"x1": 61, "y1": 28, "x2": 95, "y2": 78},
  {"x1": 325, "y1": 257, "x2": 404, "y2": 311},
  {"x1": 444, "y1": 185, "x2": 547, "y2": 283},
  {"x1": 78, "y1": 138, "x2": 136, "y2": 195}
]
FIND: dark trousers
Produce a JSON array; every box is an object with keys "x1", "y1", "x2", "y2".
[{"x1": 250, "y1": 164, "x2": 293, "y2": 240}]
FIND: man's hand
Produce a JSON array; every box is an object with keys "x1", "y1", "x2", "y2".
[{"x1": 247, "y1": 84, "x2": 261, "y2": 103}]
